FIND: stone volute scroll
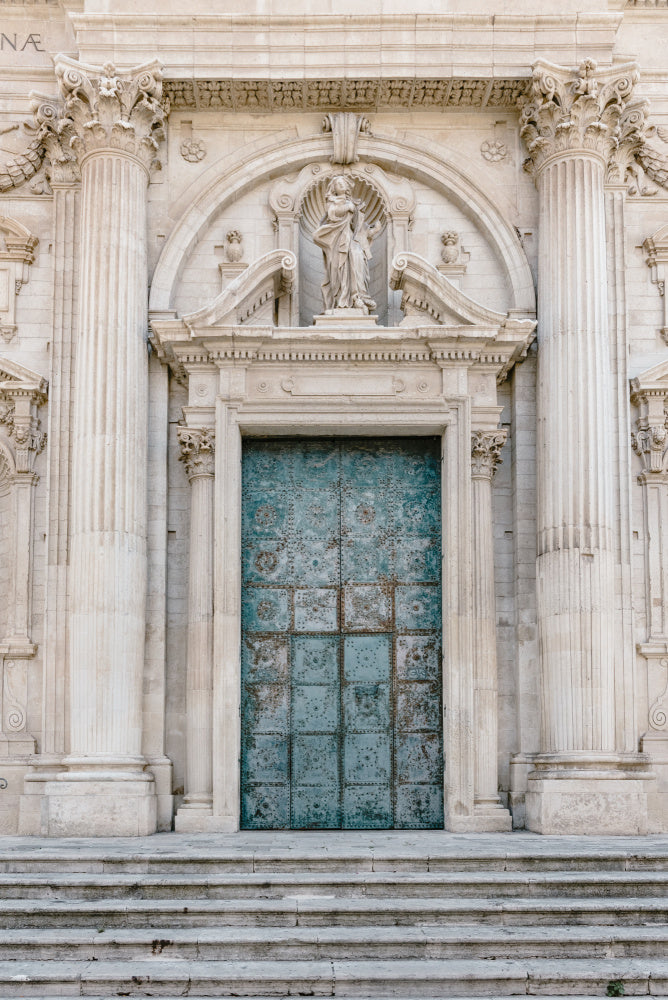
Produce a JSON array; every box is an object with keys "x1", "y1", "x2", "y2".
[
  {"x1": 313, "y1": 173, "x2": 381, "y2": 315},
  {"x1": 322, "y1": 112, "x2": 370, "y2": 165}
]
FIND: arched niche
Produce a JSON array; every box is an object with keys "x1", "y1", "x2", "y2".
[{"x1": 149, "y1": 131, "x2": 535, "y2": 322}]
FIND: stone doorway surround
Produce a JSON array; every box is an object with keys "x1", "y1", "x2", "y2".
[{"x1": 150, "y1": 263, "x2": 535, "y2": 833}]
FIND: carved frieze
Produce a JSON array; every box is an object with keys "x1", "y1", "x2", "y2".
[{"x1": 164, "y1": 76, "x2": 529, "y2": 112}]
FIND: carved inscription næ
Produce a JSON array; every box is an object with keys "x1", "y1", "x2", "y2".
[{"x1": 0, "y1": 33, "x2": 44, "y2": 53}]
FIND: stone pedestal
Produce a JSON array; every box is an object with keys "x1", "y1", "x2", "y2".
[
  {"x1": 39, "y1": 56, "x2": 166, "y2": 836},
  {"x1": 520, "y1": 59, "x2": 651, "y2": 831}
]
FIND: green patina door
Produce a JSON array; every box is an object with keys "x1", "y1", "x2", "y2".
[{"x1": 240, "y1": 437, "x2": 443, "y2": 830}]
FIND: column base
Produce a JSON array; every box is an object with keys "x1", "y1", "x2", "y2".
[
  {"x1": 175, "y1": 798, "x2": 213, "y2": 832},
  {"x1": 42, "y1": 766, "x2": 157, "y2": 837},
  {"x1": 525, "y1": 754, "x2": 654, "y2": 835}
]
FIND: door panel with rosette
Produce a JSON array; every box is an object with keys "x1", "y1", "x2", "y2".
[{"x1": 240, "y1": 437, "x2": 443, "y2": 829}]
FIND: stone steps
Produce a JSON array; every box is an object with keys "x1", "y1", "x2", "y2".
[
  {"x1": 1, "y1": 869, "x2": 667, "y2": 899},
  {"x1": 1, "y1": 957, "x2": 668, "y2": 998},
  {"x1": 2, "y1": 894, "x2": 668, "y2": 928},
  {"x1": 0, "y1": 835, "x2": 667, "y2": 996},
  {"x1": 0, "y1": 924, "x2": 667, "y2": 960}
]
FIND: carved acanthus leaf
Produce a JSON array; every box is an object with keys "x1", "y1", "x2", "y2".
[
  {"x1": 0, "y1": 127, "x2": 45, "y2": 193},
  {"x1": 519, "y1": 59, "x2": 640, "y2": 177},
  {"x1": 471, "y1": 430, "x2": 507, "y2": 479},
  {"x1": 50, "y1": 56, "x2": 166, "y2": 169},
  {"x1": 178, "y1": 426, "x2": 215, "y2": 479}
]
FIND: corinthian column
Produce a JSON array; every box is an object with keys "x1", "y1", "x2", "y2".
[
  {"x1": 471, "y1": 430, "x2": 512, "y2": 830},
  {"x1": 42, "y1": 56, "x2": 165, "y2": 836},
  {"x1": 520, "y1": 60, "x2": 651, "y2": 833},
  {"x1": 175, "y1": 426, "x2": 215, "y2": 832}
]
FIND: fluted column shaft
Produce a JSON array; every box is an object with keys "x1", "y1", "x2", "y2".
[
  {"x1": 535, "y1": 151, "x2": 616, "y2": 753},
  {"x1": 68, "y1": 148, "x2": 149, "y2": 765},
  {"x1": 176, "y1": 428, "x2": 215, "y2": 820}
]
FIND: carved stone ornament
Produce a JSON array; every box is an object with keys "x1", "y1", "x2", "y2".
[
  {"x1": 178, "y1": 426, "x2": 215, "y2": 480},
  {"x1": 519, "y1": 59, "x2": 641, "y2": 177},
  {"x1": 33, "y1": 56, "x2": 166, "y2": 173},
  {"x1": 480, "y1": 139, "x2": 507, "y2": 162},
  {"x1": 180, "y1": 137, "x2": 207, "y2": 163},
  {"x1": 0, "y1": 357, "x2": 47, "y2": 474},
  {"x1": 225, "y1": 230, "x2": 243, "y2": 263},
  {"x1": 322, "y1": 112, "x2": 371, "y2": 164},
  {"x1": 313, "y1": 174, "x2": 379, "y2": 314},
  {"x1": 0, "y1": 216, "x2": 38, "y2": 344},
  {"x1": 471, "y1": 430, "x2": 507, "y2": 479},
  {"x1": 441, "y1": 231, "x2": 460, "y2": 264},
  {"x1": 630, "y1": 365, "x2": 668, "y2": 479}
]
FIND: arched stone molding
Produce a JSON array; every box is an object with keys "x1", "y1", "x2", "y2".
[{"x1": 149, "y1": 131, "x2": 535, "y2": 320}]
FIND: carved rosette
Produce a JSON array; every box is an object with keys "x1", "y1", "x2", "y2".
[
  {"x1": 471, "y1": 430, "x2": 507, "y2": 480},
  {"x1": 519, "y1": 59, "x2": 640, "y2": 176},
  {"x1": 178, "y1": 426, "x2": 215, "y2": 480},
  {"x1": 42, "y1": 56, "x2": 166, "y2": 170}
]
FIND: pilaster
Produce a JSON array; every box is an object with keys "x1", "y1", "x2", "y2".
[
  {"x1": 175, "y1": 424, "x2": 216, "y2": 832},
  {"x1": 40, "y1": 56, "x2": 165, "y2": 836},
  {"x1": 471, "y1": 429, "x2": 512, "y2": 831},
  {"x1": 520, "y1": 59, "x2": 651, "y2": 834}
]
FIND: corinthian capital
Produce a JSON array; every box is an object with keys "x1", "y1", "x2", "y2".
[
  {"x1": 178, "y1": 426, "x2": 215, "y2": 480},
  {"x1": 50, "y1": 56, "x2": 165, "y2": 169},
  {"x1": 471, "y1": 430, "x2": 507, "y2": 480},
  {"x1": 519, "y1": 59, "x2": 640, "y2": 177}
]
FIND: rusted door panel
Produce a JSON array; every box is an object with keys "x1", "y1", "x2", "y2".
[{"x1": 240, "y1": 437, "x2": 443, "y2": 830}]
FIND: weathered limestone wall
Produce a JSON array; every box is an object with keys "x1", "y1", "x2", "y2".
[{"x1": 1, "y1": 0, "x2": 668, "y2": 835}]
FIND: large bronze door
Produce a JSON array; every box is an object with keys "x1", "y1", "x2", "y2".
[{"x1": 240, "y1": 437, "x2": 443, "y2": 829}]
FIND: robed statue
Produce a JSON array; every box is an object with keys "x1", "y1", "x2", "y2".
[{"x1": 313, "y1": 174, "x2": 380, "y2": 315}]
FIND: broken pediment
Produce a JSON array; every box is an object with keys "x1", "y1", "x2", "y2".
[
  {"x1": 390, "y1": 251, "x2": 526, "y2": 330},
  {"x1": 183, "y1": 249, "x2": 296, "y2": 333}
]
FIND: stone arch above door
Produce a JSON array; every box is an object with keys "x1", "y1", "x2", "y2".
[{"x1": 149, "y1": 130, "x2": 536, "y2": 321}]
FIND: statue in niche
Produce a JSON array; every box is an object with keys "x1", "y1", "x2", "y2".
[{"x1": 313, "y1": 174, "x2": 380, "y2": 314}]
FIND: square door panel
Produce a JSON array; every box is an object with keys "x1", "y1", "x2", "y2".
[
  {"x1": 343, "y1": 585, "x2": 391, "y2": 631},
  {"x1": 344, "y1": 732, "x2": 391, "y2": 784},
  {"x1": 243, "y1": 540, "x2": 289, "y2": 585},
  {"x1": 243, "y1": 494, "x2": 289, "y2": 538},
  {"x1": 292, "y1": 684, "x2": 339, "y2": 732},
  {"x1": 395, "y1": 732, "x2": 443, "y2": 784},
  {"x1": 292, "y1": 488, "x2": 339, "y2": 538},
  {"x1": 294, "y1": 588, "x2": 338, "y2": 632},
  {"x1": 292, "y1": 734, "x2": 339, "y2": 786},
  {"x1": 292, "y1": 636, "x2": 339, "y2": 684},
  {"x1": 340, "y1": 536, "x2": 391, "y2": 584},
  {"x1": 292, "y1": 538, "x2": 339, "y2": 585},
  {"x1": 292, "y1": 786, "x2": 340, "y2": 829},
  {"x1": 396, "y1": 681, "x2": 442, "y2": 732},
  {"x1": 395, "y1": 784, "x2": 444, "y2": 829},
  {"x1": 242, "y1": 636, "x2": 289, "y2": 685},
  {"x1": 343, "y1": 784, "x2": 392, "y2": 829},
  {"x1": 395, "y1": 636, "x2": 440, "y2": 681},
  {"x1": 242, "y1": 684, "x2": 288, "y2": 734},
  {"x1": 343, "y1": 634, "x2": 391, "y2": 682},
  {"x1": 242, "y1": 734, "x2": 288, "y2": 784},
  {"x1": 343, "y1": 682, "x2": 391, "y2": 732},
  {"x1": 395, "y1": 585, "x2": 441, "y2": 631},
  {"x1": 242, "y1": 786, "x2": 290, "y2": 830},
  {"x1": 242, "y1": 587, "x2": 291, "y2": 632}
]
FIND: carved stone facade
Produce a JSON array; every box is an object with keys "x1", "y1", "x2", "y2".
[{"x1": 1, "y1": 0, "x2": 668, "y2": 836}]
